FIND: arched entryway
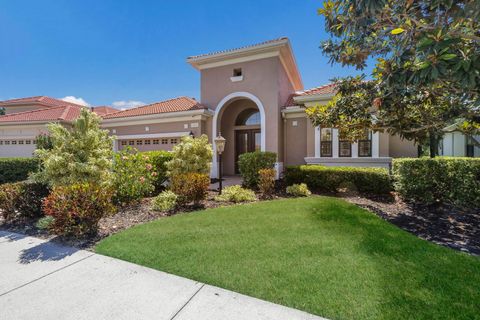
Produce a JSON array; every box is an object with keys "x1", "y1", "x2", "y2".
[{"x1": 212, "y1": 92, "x2": 265, "y2": 177}]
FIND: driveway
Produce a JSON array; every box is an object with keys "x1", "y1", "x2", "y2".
[{"x1": 0, "y1": 231, "x2": 326, "y2": 320}]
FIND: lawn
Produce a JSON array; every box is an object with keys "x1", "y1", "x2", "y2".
[{"x1": 96, "y1": 197, "x2": 480, "y2": 320}]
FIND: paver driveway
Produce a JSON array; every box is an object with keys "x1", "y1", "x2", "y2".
[{"x1": 0, "y1": 230, "x2": 326, "y2": 320}]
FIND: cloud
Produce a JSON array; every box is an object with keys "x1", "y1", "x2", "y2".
[
  {"x1": 112, "y1": 100, "x2": 146, "y2": 110},
  {"x1": 61, "y1": 96, "x2": 90, "y2": 107}
]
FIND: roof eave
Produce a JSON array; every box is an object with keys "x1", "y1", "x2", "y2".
[{"x1": 101, "y1": 108, "x2": 214, "y2": 124}]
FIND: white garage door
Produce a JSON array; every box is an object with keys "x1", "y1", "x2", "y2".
[{"x1": 0, "y1": 139, "x2": 36, "y2": 158}]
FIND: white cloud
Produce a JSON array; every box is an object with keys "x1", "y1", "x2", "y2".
[
  {"x1": 112, "y1": 100, "x2": 146, "y2": 110},
  {"x1": 61, "y1": 96, "x2": 90, "y2": 107}
]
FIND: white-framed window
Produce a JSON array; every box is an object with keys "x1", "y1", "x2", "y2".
[
  {"x1": 161, "y1": 139, "x2": 168, "y2": 144},
  {"x1": 145, "y1": 140, "x2": 151, "y2": 145},
  {"x1": 136, "y1": 140, "x2": 143, "y2": 145},
  {"x1": 153, "y1": 139, "x2": 159, "y2": 145},
  {"x1": 358, "y1": 130, "x2": 372, "y2": 157},
  {"x1": 121, "y1": 141, "x2": 127, "y2": 146},
  {"x1": 170, "y1": 138, "x2": 178, "y2": 144},
  {"x1": 129, "y1": 140, "x2": 134, "y2": 146},
  {"x1": 320, "y1": 128, "x2": 332, "y2": 157},
  {"x1": 338, "y1": 130, "x2": 351, "y2": 157}
]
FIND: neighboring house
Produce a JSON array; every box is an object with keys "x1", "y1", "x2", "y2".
[
  {"x1": 1, "y1": 37, "x2": 474, "y2": 176},
  {"x1": 441, "y1": 122, "x2": 480, "y2": 157}
]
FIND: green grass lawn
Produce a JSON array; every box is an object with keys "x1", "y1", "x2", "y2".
[{"x1": 96, "y1": 197, "x2": 480, "y2": 320}]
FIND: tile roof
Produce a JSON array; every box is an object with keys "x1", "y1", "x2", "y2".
[
  {"x1": 92, "y1": 106, "x2": 119, "y2": 116},
  {"x1": 284, "y1": 83, "x2": 337, "y2": 106},
  {"x1": 102, "y1": 96, "x2": 206, "y2": 119},
  {"x1": 0, "y1": 105, "x2": 83, "y2": 123},
  {"x1": 187, "y1": 37, "x2": 289, "y2": 60},
  {"x1": 0, "y1": 96, "x2": 86, "y2": 108}
]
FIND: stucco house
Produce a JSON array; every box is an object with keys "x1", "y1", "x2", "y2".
[{"x1": 0, "y1": 38, "x2": 476, "y2": 176}]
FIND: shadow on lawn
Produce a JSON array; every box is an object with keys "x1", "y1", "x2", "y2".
[
  {"x1": 310, "y1": 200, "x2": 480, "y2": 320},
  {"x1": 18, "y1": 240, "x2": 80, "y2": 264}
]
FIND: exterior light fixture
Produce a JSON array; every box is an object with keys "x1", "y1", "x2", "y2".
[{"x1": 214, "y1": 132, "x2": 226, "y2": 194}]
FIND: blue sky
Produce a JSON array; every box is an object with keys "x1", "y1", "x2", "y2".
[{"x1": 0, "y1": 0, "x2": 372, "y2": 108}]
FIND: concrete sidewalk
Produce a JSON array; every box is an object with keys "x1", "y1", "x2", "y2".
[{"x1": 0, "y1": 231, "x2": 326, "y2": 320}]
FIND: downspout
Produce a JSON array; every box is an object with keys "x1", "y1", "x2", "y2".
[{"x1": 283, "y1": 116, "x2": 287, "y2": 174}]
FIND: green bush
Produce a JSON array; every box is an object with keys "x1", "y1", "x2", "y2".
[
  {"x1": 0, "y1": 181, "x2": 49, "y2": 221},
  {"x1": 238, "y1": 151, "x2": 277, "y2": 188},
  {"x1": 152, "y1": 190, "x2": 178, "y2": 212},
  {"x1": 170, "y1": 172, "x2": 210, "y2": 205},
  {"x1": 393, "y1": 157, "x2": 480, "y2": 208},
  {"x1": 286, "y1": 183, "x2": 312, "y2": 197},
  {"x1": 0, "y1": 158, "x2": 39, "y2": 184},
  {"x1": 142, "y1": 150, "x2": 173, "y2": 192},
  {"x1": 215, "y1": 185, "x2": 257, "y2": 203},
  {"x1": 35, "y1": 216, "x2": 55, "y2": 230},
  {"x1": 166, "y1": 134, "x2": 213, "y2": 176},
  {"x1": 285, "y1": 165, "x2": 392, "y2": 195},
  {"x1": 258, "y1": 168, "x2": 276, "y2": 198},
  {"x1": 113, "y1": 147, "x2": 155, "y2": 205},
  {"x1": 42, "y1": 183, "x2": 117, "y2": 236}
]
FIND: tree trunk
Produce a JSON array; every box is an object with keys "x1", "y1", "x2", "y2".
[{"x1": 428, "y1": 132, "x2": 439, "y2": 158}]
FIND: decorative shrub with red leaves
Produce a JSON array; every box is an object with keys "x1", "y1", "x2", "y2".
[
  {"x1": 42, "y1": 183, "x2": 116, "y2": 237},
  {"x1": 170, "y1": 173, "x2": 210, "y2": 206},
  {"x1": 258, "y1": 168, "x2": 276, "y2": 198}
]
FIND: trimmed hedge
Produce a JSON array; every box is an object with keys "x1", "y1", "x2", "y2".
[
  {"x1": 141, "y1": 150, "x2": 173, "y2": 192},
  {"x1": 238, "y1": 151, "x2": 277, "y2": 188},
  {"x1": 285, "y1": 165, "x2": 392, "y2": 195},
  {"x1": 393, "y1": 157, "x2": 480, "y2": 208},
  {"x1": 0, "y1": 158, "x2": 39, "y2": 184}
]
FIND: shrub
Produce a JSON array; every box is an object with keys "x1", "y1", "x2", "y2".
[
  {"x1": 393, "y1": 157, "x2": 480, "y2": 208},
  {"x1": 285, "y1": 165, "x2": 392, "y2": 195},
  {"x1": 0, "y1": 158, "x2": 39, "y2": 184},
  {"x1": 167, "y1": 135, "x2": 213, "y2": 176},
  {"x1": 170, "y1": 173, "x2": 210, "y2": 205},
  {"x1": 215, "y1": 185, "x2": 257, "y2": 203},
  {"x1": 33, "y1": 108, "x2": 114, "y2": 187},
  {"x1": 258, "y1": 168, "x2": 276, "y2": 198},
  {"x1": 238, "y1": 151, "x2": 277, "y2": 188},
  {"x1": 42, "y1": 183, "x2": 116, "y2": 236},
  {"x1": 152, "y1": 190, "x2": 178, "y2": 212},
  {"x1": 286, "y1": 183, "x2": 312, "y2": 197},
  {"x1": 113, "y1": 147, "x2": 156, "y2": 205},
  {"x1": 0, "y1": 181, "x2": 49, "y2": 221},
  {"x1": 142, "y1": 150, "x2": 173, "y2": 192},
  {"x1": 35, "y1": 216, "x2": 55, "y2": 230}
]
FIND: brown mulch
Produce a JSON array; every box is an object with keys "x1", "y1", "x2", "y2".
[
  {"x1": 341, "y1": 192, "x2": 480, "y2": 256},
  {"x1": 1, "y1": 189, "x2": 479, "y2": 256}
]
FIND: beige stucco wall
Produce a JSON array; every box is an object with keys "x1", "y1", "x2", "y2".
[
  {"x1": 389, "y1": 134, "x2": 417, "y2": 158},
  {"x1": 379, "y1": 132, "x2": 390, "y2": 157},
  {"x1": 284, "y1": 116, "x2": 308, "y2": 166}
]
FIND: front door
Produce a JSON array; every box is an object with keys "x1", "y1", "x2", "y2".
[{"x1": 235, "y1": 129, "x2": 261, "y2": 173}]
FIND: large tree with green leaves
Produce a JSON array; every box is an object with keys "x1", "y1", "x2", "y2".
[
  {"x1": 308, "y1": 0, "x2": 480, "y2": 156},
  {"x1": 34, "y1": 108, "x2": 114, "y2": 186}
]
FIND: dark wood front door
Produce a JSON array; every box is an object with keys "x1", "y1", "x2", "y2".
[{"x1": 235, "y1": 129, "x2": 261, "y2": 173}]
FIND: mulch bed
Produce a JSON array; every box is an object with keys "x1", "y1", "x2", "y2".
[{"x1": 1, "y1": 189, "x2": 478, "y2": 256}]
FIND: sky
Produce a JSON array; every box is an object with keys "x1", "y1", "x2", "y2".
[{"x1": 0, "y1": 0, "x2": 373, "y2": 108}]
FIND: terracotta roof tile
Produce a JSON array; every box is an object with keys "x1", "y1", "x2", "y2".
[
  {"x1": 285, "y1": 83, "x2": 337, "y2": 106},
  {"x1": 92, "y1": 106, "x2": 119, "y2": 116},
  {"x1": 102, "y1": 96, "x2": 206, "y2": 119},
  {"x1": 0, "y1": 96, "x2": 86, "y2": 108},
  {"x1": 187, "y1": 37, "x2": 288, "y2": 60},
  {"x1": 0, "y1": 105, "x2": 83, "y2": 123}
]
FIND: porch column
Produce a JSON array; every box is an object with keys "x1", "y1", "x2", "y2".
[
  {"x1": 332, "y1": 129, "x2": 339, "y2": 158},
  {"x1": 372, "y1": 132, "x2": 380, "y2": 157},
  {"x1": 314, "y1": 126, "x2": 320, "y2": 158},
  {"x1": 352, "y1": 141, "x2": 358, "y2": 158}
]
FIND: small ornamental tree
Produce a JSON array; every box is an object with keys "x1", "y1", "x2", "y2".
[
  {"x1": 34, "y1": 108, "x2": 114, "y2": 186},
  {"x1": 166, "y1": 134, "x2": 213, "y2": 176}
]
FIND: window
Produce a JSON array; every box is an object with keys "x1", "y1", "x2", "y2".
[
  {"x1": 233, "y1": 68, "x2": 242, "y2": 77},
  {"x1": 136, "y1": 140, "x2": 143, "y2": 145},
  {"x1": 170, "y1": 138, "x2": 178, "y2": 144},
  {"x1": 358, "y1": 130, "x2": 372, "y2": 157},
  {"x1": 466, "y1": 136, "x2": 475, "y2": 157},
  {"x1": 0, "y1": 141, "x2": 3, "y2": 145},
  {"x1": 235, "y1": 109, "x2": 260, "y2": 126},
  {"x1": 129, "y1": 140, "x2": 135, "y2": 146},
  {"x1": 19, "y1": 140, "x2": 24, "y2": 145},
  {"x1": 5, "y1": 141, "x2": 10, "y2": 145},
  {"x1": 26, "y1": 140, "x2": 31, "y2": 144},
  {"x1": 11, "y1": 140, "x2": 17, "y2": 145},
  {"x1": 121, "y1": 141, "x2": 127, "y2": 146},
  {"x1": 320, "y1": 128, "x2": 332, "y2": 157},
  {"x1": 338, "y1": 130, "x2": 351, "y2": 157},
  {"x1": 153, "y1": 139, "x2": 159, "y2": 145},
  {"x1": 161, "y1": 139, "x2": 168, "y2": 144},
  {"x1": 145, "y1": 140, "x2": 151, "y2": 145}
]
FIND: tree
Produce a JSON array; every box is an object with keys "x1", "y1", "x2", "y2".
[
  {"x1": 0, "y1": 107, "x2": 5, "y2": 115},
  {"x1": 166, "y1": 134, "x2": 213, "y2": 176},
  {"x1": 310, "y1": 0, "x2": 480, "y2": 156},
  {"x1": 34, "y1": 108, "x2": 114, "y2": 186}
]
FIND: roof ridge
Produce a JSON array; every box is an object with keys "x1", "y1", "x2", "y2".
[
  {"x1": 112, "y1": 96, "x2": 193, "y2": 114},
  {"x1": 59, "y1": 105, "x2": 72, "y2": 120}
]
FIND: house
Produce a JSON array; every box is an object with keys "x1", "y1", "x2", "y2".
[
  {"x1": 1, "y1": 37, "x2": 475, "y2": 176},
  {"x1": 441, "y1": 122, "x2": 480, "y2": 157}
]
